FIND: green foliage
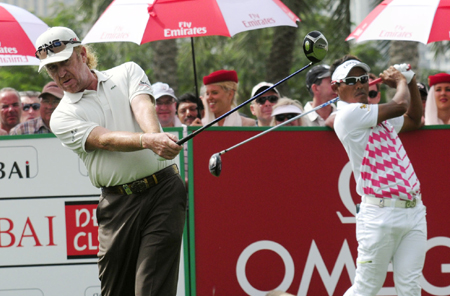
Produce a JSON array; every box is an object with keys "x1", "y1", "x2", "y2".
[
  {"x1": 3, "y1": 0, "x2": 447, "y2": 110},
  {"x1": 350, "y1": 41, "x2": 388, "y2": 75},
  {"x1": 0, "y1": 66, "x2": 49, "y2": 91},
  {"x1": 176, "y1": 30, "x2": 274, "y2": 105}
]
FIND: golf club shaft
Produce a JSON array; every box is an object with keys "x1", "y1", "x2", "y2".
[
  {"x1": 176, "y1": 62, "x2": 314, "y2": 145},
  {"x1": 218, "y1": 96, "x2": 340, "y2": 155},
  {"x1": 370, "y1": 78, "x2": 381, "y2": 86}
]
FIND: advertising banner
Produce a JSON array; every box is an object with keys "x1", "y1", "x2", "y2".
[
  {"x1": 190, "y1": 127, "x2": 450, "y2": 296},
  {"x1": 0, "y1": 131, "x2": 186, "y2": 296}
]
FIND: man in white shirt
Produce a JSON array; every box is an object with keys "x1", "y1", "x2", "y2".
[
  {"x1": 303, "y1": 64, "x2": 337, "y2": 126},
  {"x1": 36, "y1": 26, "x2": 185, "y2": 296},
  {"x1": 331, "y1": 55, "x2": 426, "y2": 296}
]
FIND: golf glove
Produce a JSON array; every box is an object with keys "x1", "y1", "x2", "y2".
[{"x1": 393, "y1": 63, "x2": 415, "y2": 84}]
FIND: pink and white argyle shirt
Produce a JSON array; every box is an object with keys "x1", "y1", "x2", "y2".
[{"x1": 334, "y1": 101, "x2": 421, "y2": 201}]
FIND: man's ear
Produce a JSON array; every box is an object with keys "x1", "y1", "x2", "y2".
[
  {"x1": 311, "y1": 83, "x2": 318, "y2": 95},
  {"x1": 331, "y1": 83, "x2": 339, "y2": 94},
  {"x1": 79, "y1": 46, "x2": 88, "y2": 63},
  {"x1": 250, "y1": 103, "x2": 256, "y2": 115}
]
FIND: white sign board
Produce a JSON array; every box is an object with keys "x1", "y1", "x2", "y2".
[{"x1": 0, "y1": 135, "x2": 185, "y2": 296}]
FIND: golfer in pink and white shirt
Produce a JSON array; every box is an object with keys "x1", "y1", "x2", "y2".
[{"x1": 331, "y1": 56, "x2": 426, "y2": 296}]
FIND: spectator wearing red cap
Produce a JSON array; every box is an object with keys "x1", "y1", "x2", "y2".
[
  {"x1": 202, "y1": 69, "x2": 255, "y2": 126},
  {"x1": 425, "y1": 73, "x2": 450, "y2": 125}
]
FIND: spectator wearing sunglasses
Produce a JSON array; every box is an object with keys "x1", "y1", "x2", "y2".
[
  {"x1": 0, "y1": 87, "x2": 22, "y2": 134},
  {"x1": 250, "y1": 82, "x2": 280, "y2": 126},
  {"x1": 270, "y1": 97, "x2": 304, "y2": 126},
  {"x1": 19, "y1": 91, "x2": 41, "y2": 123},
  {"x1": 36, "y1": 26, "x2": 185, "y2": 296},
  {"x1": 425, "y1": 73, "x2": 450, "y2": 125},
  {"x1": 331, "y1": 55, "x2": 425, "y2": 296},
  {"x1": 10, "y1": 82, "x2": 63, "y2": 135},
  {"x1": 304, "y1": 64, "x2": 337, "y2": 126},
  {"x1": 368, "y1": 73, "x2": 381, "y2": 104},
  {"x1": 202, "y1": 69, "x2": 255, "y2": 126}
]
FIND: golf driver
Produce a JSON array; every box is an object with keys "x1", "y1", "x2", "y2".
[
  {"x1": 209, "y1": 96, "x2": 339, "y2": 177},
  {"x1": 176, "y1": 30, "x2": 328, "y2": 146}
]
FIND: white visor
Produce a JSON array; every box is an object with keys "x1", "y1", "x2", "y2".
[
  {"x1": 331, "y1": 60, "x2": 371, "y2": 84},
  {"x1": 272, "y1": 105, "x2": 302, "y2": 117}
]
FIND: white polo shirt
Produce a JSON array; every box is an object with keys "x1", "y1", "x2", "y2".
[
  {"x1": 50, "y1": 62, "x2": 175, "y2": 188},
  {"x1": 303, "y1": 101, "x2": 337, "y2": 127},
  {"x1": 334, "y1": 100, "x2": 421, "y2": 201}
]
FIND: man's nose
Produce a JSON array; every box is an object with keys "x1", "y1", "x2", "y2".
[{"x1": 58, "y1": 66, "x2": 67, "y2": 77}]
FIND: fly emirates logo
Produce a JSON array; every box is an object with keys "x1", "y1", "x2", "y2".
[
  {"x1": 164, "y1": 22, "x2": 207, "y2": 37},
  {"x1": 0, "y1": 42, "x2": 18, "y2": 54}
]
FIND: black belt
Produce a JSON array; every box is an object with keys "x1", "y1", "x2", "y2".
[{"x1": 102, "y1": 164, "x2": 179, "y2": 195}]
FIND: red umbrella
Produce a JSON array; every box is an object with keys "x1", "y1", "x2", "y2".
[
  {"x1": 346, "y1": 0, "x2": 450, "y2": 44},
  {"x1": 82, "y1": 0, "x2": 300, "y2": 96},
  {"x1": 0, "y1": 3, "x2": 49, "y2": 66},
  {"x1": 83, "y1": 0, "x2": 299, "y2": 43}
]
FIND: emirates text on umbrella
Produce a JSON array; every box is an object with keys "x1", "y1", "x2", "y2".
[
  {"x1": 0, "y1": 56, "x2": 31, "y2": 64},
  {"x1": 0, "y1": 43, "x2": 18, "y2": 54},
  {"x1": 164, "y1": 22, "x2": 207, "y2": 37}
]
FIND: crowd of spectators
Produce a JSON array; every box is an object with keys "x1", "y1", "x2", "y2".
[
  {"x1": 1, "y1": 65, "x2": 447, "y2": 139},
  {"x1": 0, "y1": 82, "x2": 63, "y2": 136}
]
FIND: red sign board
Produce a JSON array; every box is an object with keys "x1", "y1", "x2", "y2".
[
  {"x1": 190, "y1": 127, "x2": 450, "y2": 296},
  {"x1": 65, "y1": 201, "x2": 99, "y2": 259}
]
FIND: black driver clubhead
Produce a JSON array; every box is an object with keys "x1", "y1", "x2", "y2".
[{"x1": 209, "y1": 153, "x2": 222, "y2": 177}]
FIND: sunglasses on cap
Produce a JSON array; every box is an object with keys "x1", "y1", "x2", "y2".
[
  {"x1": 275, "y1": 113, "x2": 299, "y2": 122},
  {"x1": 368, "y1": 90, "x2": 378, "y2": 99},
  {"x1": 255, "y1": 95, "x2": 278, "y2": 105},
  {"x1": 35, "y1": 39, "x2": 81, "y2": 60},
  {"x1": 336, "y1": 74, "x2": 369, "y2": 86},
  {"x1": 23, "y1": 103, "x2": 40, "y2": 111}
]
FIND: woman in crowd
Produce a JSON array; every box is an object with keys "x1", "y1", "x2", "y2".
[
  {"x1": 270, "y1": 97, "x2": 304, "y2": 126},
  {"x1": 425, "y1": 73, "x2": 450, "y2": 125},
  {"x1": 201, "y1": 69, "x2": 255, "y2": 126}
]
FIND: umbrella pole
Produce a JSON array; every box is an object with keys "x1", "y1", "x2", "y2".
[{"x1": 190, "y1": 37, "x2": 200, "y2": 100}]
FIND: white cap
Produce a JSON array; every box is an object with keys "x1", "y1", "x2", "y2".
[
  {"x1": 36, "y1": 27, "x2": 81, "y2": 72},
  {"x1": 251, "y1": 82, "x2": 280, "y2": 98},
  {"x1": 271, "y1": 104, "x2": 302, "y2": 116},
  {"x1": 331, "y1": 60, "x2": 371, "y2": 84},
  {"x1": 152, "y1": 82, "x2": 177, "y2": 100}
]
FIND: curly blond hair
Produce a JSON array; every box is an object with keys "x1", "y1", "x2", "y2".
[{"x1": 74, "y1": 45, "x2": 98, "y2": 69}]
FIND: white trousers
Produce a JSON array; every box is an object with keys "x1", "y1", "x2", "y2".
[{"x1": 344, "y1": 200, "x2": 427, "y2": 296}]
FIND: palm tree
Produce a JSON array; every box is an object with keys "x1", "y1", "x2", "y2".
[{"x1": 266, "y1": 0, "x2": 306, "y2": 96}]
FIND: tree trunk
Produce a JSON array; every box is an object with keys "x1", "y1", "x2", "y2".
[
  {"x1": 151, "y1": 39, "x2": 179, "y2": 94},
  {"x1": 266, "y1": 0, "x2": 303, "y2": 97},
  {"x1": 266, "y1": 27, "x2": 297, "y2": 97},
  {"x1": 387, "y1": 41, "x2": 419, "y2": 99}
]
